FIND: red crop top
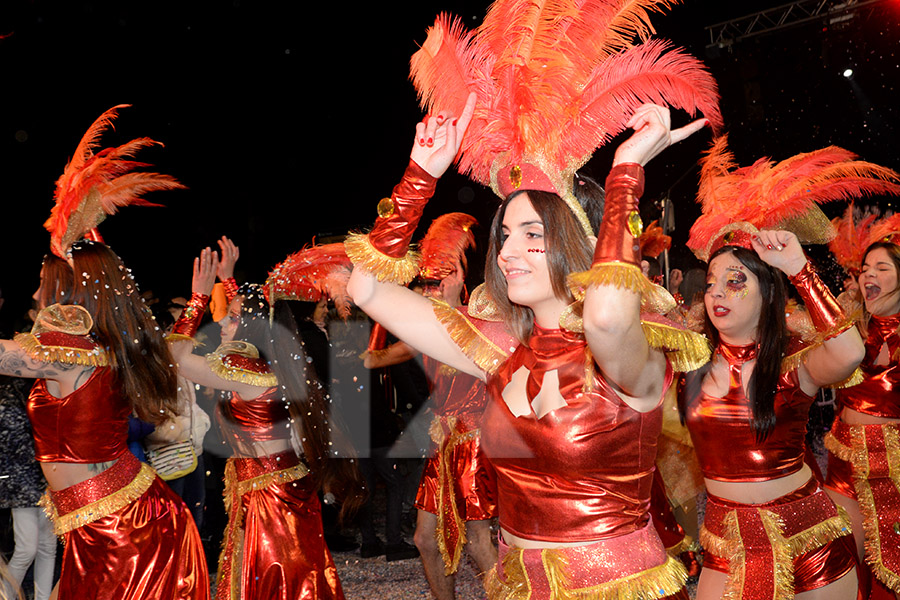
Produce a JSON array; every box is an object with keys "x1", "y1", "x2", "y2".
[
  {"x1": 838, "y1": 313, "x2": 900, "y2": 419},
  {"x1": 481, "y1": 324, "x2": 671, "y2": 543},
  {"x1": 217, "y1": 386, "x2": 292, "y2": 449},
  {"x1": 682, "y1": 341, "x2": 815, "y2": 482},
  {"x1": 27, "y1": 367, "x2": 130, "y2": 463}
]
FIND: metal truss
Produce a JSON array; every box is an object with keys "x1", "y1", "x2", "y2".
[{"x1": 705, "y1": 0, "x2": 888, "y2": 48}]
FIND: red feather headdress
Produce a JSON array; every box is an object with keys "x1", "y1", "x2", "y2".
[
  {"x1": 687, "y1": 135, "x2": 900, "y2": 261},
  {"x1": 417, "y1": 212, "x2": 477, "y2": 281},
  {"x1": 409, "y1": 0, "x2": 722, "y2": 237},
  {"x1": 45, "y1": 105, "x2": 185, "y2": 258},
  {"x1": 264, "y1": 243, "x2": 354, "y2": 320},
  {"x1": 828, "y1": 204, "x2": 879, "y2": 276}
]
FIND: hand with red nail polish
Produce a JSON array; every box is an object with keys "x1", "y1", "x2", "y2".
[{"x1": 409, "y1": 92, "x2": 478, "y2": 179}]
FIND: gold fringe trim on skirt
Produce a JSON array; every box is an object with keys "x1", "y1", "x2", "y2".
[
  {"x1": 699, "y1": 504, "x2": 853, "y2": 600},
  {"x1": 848, "y1": 424, "x2": 900, "y2": 592},
  {"x1": 486, "y1": 547, "x2": 687, "y2": 600},
  {"x1": 344, "y1": 232, "x2": 421, "y2": 285},
  {"x1": 39, "y1": 462, "x2": 156, "y2": 536},
  {"x1": 567, "y1": 262, "x2": 677, "y2": 315},
  {"x1": 217, "y1": 459, "x2": 309, "y2": 600},
  {"x1": 15, "y1": 332, "x2": 109, "y2": 367},
  {"x1": 431, "y1": 298, "x2": 510, "y2": 375},
  {"x1": 640, "y1": 320, "x2": 712, "y2": 372}
]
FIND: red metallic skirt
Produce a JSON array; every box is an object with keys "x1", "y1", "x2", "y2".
[
  {"x1": 701, "y1": 478, "x2": 856, "y2": 600},
  {"x1": 415, "y1": 414, "x2": 497, "y2": 574},
  {"x1": 42, "y1": 452, "x2": 209, "y2": 600},
  {"x1": 824, "y1": 419, "x2": 900, "y2": 593},
  {"x1": 217, "y1": 450, "x2": 343, "y2": 600},
  {"x1": 486, "y1": 521, "x2": 689, "y2": 600}
]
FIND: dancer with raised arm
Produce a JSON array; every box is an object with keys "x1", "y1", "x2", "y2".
[
  {"x1": 347, "y1": 2, "x2": 723, "y2": 596},
  {"x1": 681, "y1": 136, "x2": 900, "y2": 600}
]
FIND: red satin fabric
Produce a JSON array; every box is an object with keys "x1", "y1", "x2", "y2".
[
  {"x1": 226, "y1": 452, "x2": 343, "y2": 600},
  {"x1": 218, "y1": 386, "x2": 292, "y2": 443},
  {"x1": 824, "y1": 449, "x2": 857, "y2": 500},
  {"x1": 423, "y1": 357, "x2": 490, "y2": 417},
  {"x1": 28, "y1": 367, "x2": 130, "y2": 462},
  {"x1": 838, "y1": 313, "x2": 900, "y2": 418},
  {"x1": 702, "y1": 479, "x2": 857, "y2": 593},
  {"x1": 368, "y1": 160, "x2": 436, "y2": 259},
  {"x1": 683, "y1": 342, "x2": 815, "y2": 481},
  {"x1": 54, "y1": 453, "x2": 209, "y2": 600},
  {"x1": 649, "y1": 468, "x2": 687, "y2": 551},
  {"x1": 482, "y1": 323, "x2": 672, "y2": 542}
]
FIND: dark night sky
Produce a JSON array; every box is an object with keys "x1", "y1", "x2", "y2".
[{"x1": 1, "y1": 0, "x2": 898, "y2": 324}]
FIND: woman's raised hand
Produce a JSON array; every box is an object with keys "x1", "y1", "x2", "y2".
[
  {"x1": 613, "y1": 104, "x2": 708, "y2": 167},
  {"x1": 410, "y1": 92, "x2": 477, "y2": 179},
  {"x1": 216, "y1": 236, "x2": 240, "y2": 281},
  {"x1": 192, "y1": 247, "x2": 219, "y2": 296},
  {"x1": 751, "y1": 230, "x2": 808, "y2": 277}
]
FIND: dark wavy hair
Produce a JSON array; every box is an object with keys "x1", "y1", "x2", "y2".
[
  {"x1": 36, "y1": 253, "x2": 74, "y2": 308},
  {"x1": 233, "y1": 284, "x2": 364, "y2": 518},
  {"x1": 67, "y1": 240, "x2": 178, "y2": 425},
  {"x1": 679, "y1": 246, "x2": 787, "y2": 442},
  {"x1": 484, "y1": 176, "x2": 604, "y2": 342}
]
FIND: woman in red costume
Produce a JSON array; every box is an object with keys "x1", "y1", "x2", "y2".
[
  {"x1": 824, "y1": 218, "x2": 900, "y2": 598},
  {"x1": 1, "y1": 242, "x2": 210, "y2": 600},
  {"x1": 679, "y1": 137, "x2": 900, "y2": 600},
  {"x1": 169, "y1": 248, "x2": 349, "y2": 600}
]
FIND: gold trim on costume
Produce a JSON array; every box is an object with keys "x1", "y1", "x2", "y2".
[
  {"x1": 218, "y1": 459, "x2": 309, "y2": 600},
  {"x1": 567, "y1": 262, "x2": 677, "y2": 315},
  {"x1": 165, "y1": 332, "x2": 202, "y2": 347},
  {"x1": 39, "y1": 462, "x2": 156, "y2": 536},
  {"x1": 699, "y1": 504, "x2": 853, "y2": 600},
  {"x1": 429, "y1": 415, "x2": 480, "y2": 574},
  {"x1": 206, "y1": 341, "x2": 278, "y2": 388},
  {"x1": 641, "y1": 320, "x2": 712, "y2": 373},
  {"x1": 431, "y1": 298, "x2": 510, "y2": 375},
  {"x1": 468, "y1": 284, "x2": 504, "y2": 322},
  {"x1": 344, "y1": 231, "x2": 421, "y2": 285},
  {"x1": 486, "y1": 548, "x2": 688, "y2": 600}
]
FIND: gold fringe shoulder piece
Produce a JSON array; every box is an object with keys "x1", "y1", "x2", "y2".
[
  {"x1": 14, "y1": 332, "x2": 109, "y2": 367},
  {"x1": 431, "y1": 298, "x2": 512, "y2": 375},
  {"x1": 207, "y1": 341, "x2": 278, "y2": 387},
  {"x1": 467, "y1": 283, "x2": 503, "y2": 322},
  {"x1": 344, "y1": 231, "x2": 421, "y2": 285},
  {"x1": 641, "y1": 318, "x2": 712, "y2": 373},
  {"x1": 568, "y1": 262, "x2": 677, "y2": 314},
  {"x1": 40, "y1": 462, "x2": 156, "y2": 536}
]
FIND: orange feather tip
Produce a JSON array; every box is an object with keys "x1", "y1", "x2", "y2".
[
  {"x1": 688, "y1": 137, "x2": 900, "y2": 261},
  {"x1": 639, "y1": 219, "x2": 671, "y2": 258},
  {"x1": 46, "y1": 105, "x2": 183, "y2": 258},
  {"x1": 417, "y1": 213, "x2": 478, "y2": 281}
]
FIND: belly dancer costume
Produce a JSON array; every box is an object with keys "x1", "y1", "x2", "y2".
[
  {"x1": 416, "y1": 357, "x2": 497, "y2": 575},
  {"x1": 207, "y1": 340, "x2": 343, "y2": 600},
  {"x1": 825, "y1": 312, "x2": 900, "y2": 594},
  {"x1": 17, "y1": 304, "x2": 208, "y2": 600}
]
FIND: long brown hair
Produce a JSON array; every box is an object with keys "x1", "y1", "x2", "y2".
[
  {"x1": 233, "y1": 285, "x2": 365, "y2": 519},
  {"x1": 485, "y1": 189, "x2": 598, "y2": 342},
  {"x1": 36, "y1": 253, "x2": 74, "y2": 308},
  {"x1": 67, "y1": 240, "x2": 178, "y2": 425},
  {"x1": 859, "y1": 241, "x2": 900, "y2": 331}
]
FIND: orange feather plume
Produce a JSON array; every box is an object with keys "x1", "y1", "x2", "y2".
[
  {"x1": 639, "y1": 219, "x2": 671, "y2": 258},
  {"x1": 687, "y1": 135, "x2": 900, "y2": 261},
  {"x1": 265, "y1": 243, "x2": 354, "y2": 320},
  {"x1": 417, "y1": 213, "x2": 477, "y2": 281},
  {"x1": 409, "y1": 0, "x2": 721, "y2": 225},
  {"x1": 45, "y1": 105, "x2": 185, "y2": 257},
  {"x1": 828, "y1": 204, "x2": 877, "y2": 274}
]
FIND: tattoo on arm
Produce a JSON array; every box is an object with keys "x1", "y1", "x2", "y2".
[
  {"x1": 73, "y1": 367, "x2": 95, "y2": 390},
  {"x1": 0, "y1": 343, "x2": 80, "y2": 379}
]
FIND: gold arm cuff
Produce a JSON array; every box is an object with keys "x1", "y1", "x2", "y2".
[
  {"x1": 641, "y1": 320, "x2": 712, "y2": 373},
  {"x1": 206, "y1": 348, "x2": 278, "y2": 388},
  {"x1": 568, "y1": 262, "x2": 677, "y2": 315},
  {"x1": 431, "y1": 298, "x2": 510, "y2": 375},
  {"x1": 14, "y1": 332, "x2": 109, "y2": 367},
  {"x1": 39, "y1": 462, "x2": 156, "y2": 536},
  {"x1": 344, "y1": 232, "x2": 421, "y2": 285},
  {"x1": 165, "y1": 332, "x2": 202, "y2": 347}
]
